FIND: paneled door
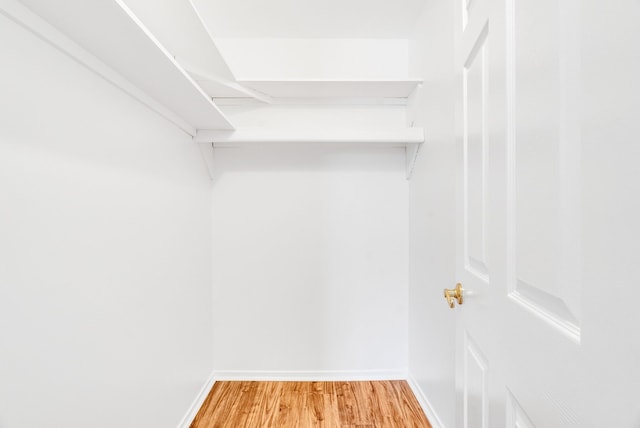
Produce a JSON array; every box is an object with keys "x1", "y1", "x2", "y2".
[{"x1": 453, "y1": 0, "x2": 640, "y2": 426}]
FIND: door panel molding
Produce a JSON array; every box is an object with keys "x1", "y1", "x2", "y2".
[
  {"x1": 506, "y1": 389, "x2": 535, "y2": 428},
  {"x1": 463, "y1": 22, "x2": 490, "y2": 284},
  {"x1": 464, "y1": 332, "x2": 489, "y2": 428},
  {"x1": 505, "y1": 0, "x2": 581, "y2": 343},
  {"x1": 463, "y1": 0, "x2": 475, "y2": 31}
]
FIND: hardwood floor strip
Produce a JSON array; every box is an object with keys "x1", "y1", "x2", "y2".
[
  {"x1": 190, "y1": 380, "x2": 431, "y2": 428},
  {"x1": 191, "y1": 381, "x2": 243, "y2": 427},
  {"x1": 256, "y1": 381, "x2": 283, "y2": 427}
]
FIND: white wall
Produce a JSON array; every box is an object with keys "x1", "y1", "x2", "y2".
[
  {"x1": 0, "y1": 14, "x2": 213, "y2": 428},
  {"x1": 218, "y1": 104, "x2": 407, "y2": 130},
  {"x1": 215, "y1": 38, "x2": 409, "y2": 79},
  {"x1": 210, "y1": 146, "x2": 408, "y2": 376},
  {"x1": 406, "y1": 0, "x2": 457, "y2": 426}
]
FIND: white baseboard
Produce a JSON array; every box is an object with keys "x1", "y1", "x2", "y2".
[
  {"x1": 407, "y1": 376, "x2": 446, "y2": 428},
  {"x1": 176, "y1": 371, "x2": 216, "y2": 428},
  {"x1": 212, "y1": 369, "x2": 408, "y2": 382}
]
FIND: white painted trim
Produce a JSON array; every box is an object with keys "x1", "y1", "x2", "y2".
[
  {"x1": 195, "y1": 127, "x2": 424, "y2": 146},
  {"x1": 508, "y1": 291, "x2": 581, "y2": 343},
  {"x1": 211, "y1": 369, "x2": 408, "y2": 382},
  {"x1": 0, "y1": 0, "x2": 196, "y2": 136},
  {"x1": 176, "y1": 371, "x2": 216, "y2": 428},
  {"x1": 407, "y1": 376, "x2": 446, "y2": 428}
]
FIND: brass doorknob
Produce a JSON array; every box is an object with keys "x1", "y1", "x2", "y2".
[{"x1": 443, "y1": 283, "x2": 463, "y2": 308}]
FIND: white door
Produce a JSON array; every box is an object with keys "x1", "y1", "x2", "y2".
[{"x1": 453, "y1": 0, "x2": 640, "y2": 426}]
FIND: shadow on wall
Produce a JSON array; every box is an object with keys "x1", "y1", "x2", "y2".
[{"x1": 210, "y1": 145, "x2": 408, "y2": 182}]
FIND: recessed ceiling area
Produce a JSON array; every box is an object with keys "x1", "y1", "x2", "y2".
[{"x1": 191, "y1": 0, "x2": 426, "y2": 39}]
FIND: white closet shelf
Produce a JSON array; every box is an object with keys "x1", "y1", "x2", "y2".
[
  {"x1": 236, "y1": 79, "x2": 423, "y2": 99},
  {"x1": 194, "y1": 128, "x2": 424, "y2": 147},
  {"x1": 10, "y1": 0, "x2": 233, "y2": 132}
]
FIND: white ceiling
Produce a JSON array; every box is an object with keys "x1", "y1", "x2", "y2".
[
  {"x1": 23, "y1": 0, "x2": 423, "y2": 100},
  {"x1": 192, "y1": 0, "x2": 427, "y2": 38},
  {"x1": 120, "y1": 0, "x2": 235, "y2": 79}
]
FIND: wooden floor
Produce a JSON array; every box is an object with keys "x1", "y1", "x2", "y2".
[{"x1": 190, "y1": 380, "x2": 431, "y2": 428}]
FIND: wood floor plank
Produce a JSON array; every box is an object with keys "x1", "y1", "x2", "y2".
[
  {"x1": 336, "y1": 381, "x2": 357, "y2": 425},
  {"x1": 190, "y1": 380, "x2": 431, "y2": 428},
  {"x1": 391, "y1": 380, "x2": 431, "y2": 428},
  {"x1": 257, "y1": 381, "x2": 283, "y2": 427}
]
